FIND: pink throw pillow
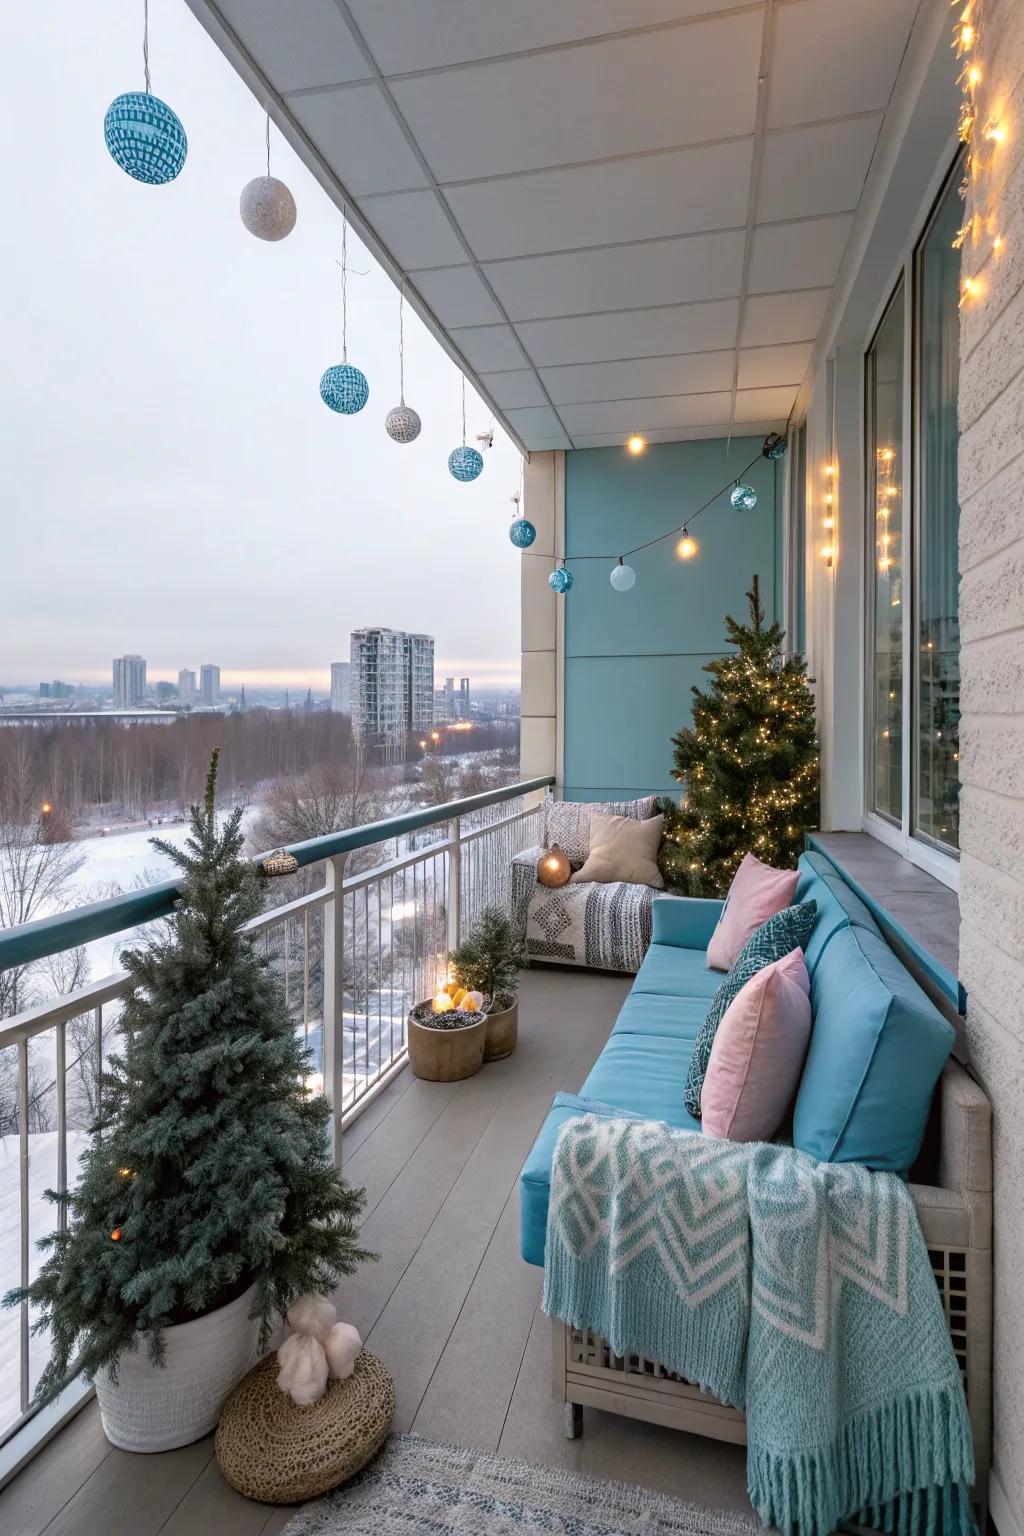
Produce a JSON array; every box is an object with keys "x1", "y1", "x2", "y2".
[
  {"x1": 700, "y1": 949, "x2": 811, "y2": 1143},
  {"x1": 706, "y1": 852, "x2": 800, "y2": 971}
]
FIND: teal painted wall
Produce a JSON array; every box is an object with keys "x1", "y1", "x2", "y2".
[{"x1": 563, "y1": 437, "x2": 782, "y2": 801}]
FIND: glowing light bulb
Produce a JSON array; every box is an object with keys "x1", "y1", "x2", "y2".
[
  {"x1": 969, "y1": 65, "x2": 982, "y2": 86},
  {"x1": 433, "y1": 990, "x2": 454, "y2": 1014},
  {"x1": 985, "y1": 122, "x2": 1006, "y2": 143},
  {"x1": 994, "y1": 234, "x2": 1004, "y2": 254},
  {"x1": 823, "y1": 515, "x2": 835, "y2": 529},
  {"x1": 824, "y1": 492, "x2": 834, "y2": 505},
  {"x1": 111, "y1": 1228, "x2": 122, "y2": 1242},
  {"x1": 821, "y1": 544, "x2": 835, "y2": 561},
  {"x1": 676, "y1": 530, "x2": 698, "y2": 561},
  {"x1": 961, "y1": 23, "x2": 975, "y2": 48},
  {"x1": 626, "y1": 433, "x2": 647, "y2": 456},
  {"x1": 824, "y1": 463, "x2": 836, "y2": 477}
]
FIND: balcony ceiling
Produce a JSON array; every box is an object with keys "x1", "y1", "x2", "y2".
[{"x1": 186, "y1": 0, "x2": 923, "y2": 454}]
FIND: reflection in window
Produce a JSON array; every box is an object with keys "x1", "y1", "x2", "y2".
[
  {"x1": 866, "y1": 283, "x2": 904, "y2": 824},
  {"x1": 915, "y1": 169, "x2": 962, "y2": 853}
]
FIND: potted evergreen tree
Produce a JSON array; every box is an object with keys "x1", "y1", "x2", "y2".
[
  {"x1": 5, "y1": 752, "x2": 371, "y2": 1452},
  {"x1": 449, "y1": 905, "x2": 524, "y2": 1061}
]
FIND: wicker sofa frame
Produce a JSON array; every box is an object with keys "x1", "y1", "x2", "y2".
[{"x1": 551, "y1": 1057, "x2": 993, "y2": 1515}]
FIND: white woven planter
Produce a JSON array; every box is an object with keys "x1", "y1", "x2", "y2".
[{"x1": 94, "y1": 1283, "x2": 262, "y2": 1452}]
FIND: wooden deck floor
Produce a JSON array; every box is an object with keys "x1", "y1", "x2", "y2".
[{"x1": 0, "y1": 966, "x2": 752, "y2": 1536}]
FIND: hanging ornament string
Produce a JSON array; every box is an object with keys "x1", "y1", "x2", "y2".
[
  {"x1": 341, "y1": 212, "x2": 348, "y2": 364},
  {"x1": 265, "y1": 112, "x2": 271, "y2": 177},
  {"x1": 398, "y1": 285, "x2": 406, "y2": 404},
  {"x1": 461, "y1": 375, "x2": 467, "y2": 445},
  {"x1": 143, "y1": 0, "x2": 151, "y2": 92},
  {"x1": 563, "y1": 447, "x2": 765, "y2": 567}
]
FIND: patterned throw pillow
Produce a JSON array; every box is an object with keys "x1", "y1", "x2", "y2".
[
  {"x1": 684, "y1": 899, "x2": 818, "y2": 1118},
  {"x1": 545, "y1": 796, "x2": 658, "y2": 870}
]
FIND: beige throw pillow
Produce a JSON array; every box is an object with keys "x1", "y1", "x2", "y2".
[{"x1": 570, "y1": 813, "x2": 665, "y2": 889}]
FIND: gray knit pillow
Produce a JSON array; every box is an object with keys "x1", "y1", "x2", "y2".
[
  {"x1": 545, "y1": 796, "x2": 658, "y2": 870},
  {"x1": 684, "y1": 899, "x2": 817, "y2": 1119}
]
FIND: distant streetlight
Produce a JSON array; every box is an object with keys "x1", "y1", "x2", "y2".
[
  {"x1": 419, "y1": 739, "x2": 427, "y2": 749},
  {"x1": 40, "y1": 801, "x2": 53, "y2": 816},
  {"x1": 431, "y1": 731, "x2": 440, "y2": 742}
]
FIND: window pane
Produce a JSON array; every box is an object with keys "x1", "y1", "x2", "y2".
[
  {"x1": 914, "y1": 172, "x2": 962, "y2": 853},
  {"x1": 867, "y1": 283, "x2": 905, "y2": 823}
]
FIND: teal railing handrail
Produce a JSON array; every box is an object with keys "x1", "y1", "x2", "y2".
[{"x1": 0, "y1": 775, "x2": 554, "y2": 975}]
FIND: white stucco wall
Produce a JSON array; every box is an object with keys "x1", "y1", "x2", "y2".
[{"x1": 958, "y1": 3, "x2": 1024, "y2": 1528}]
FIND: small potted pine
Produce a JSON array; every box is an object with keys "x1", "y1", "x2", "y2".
[
  {"x1": 4, "y1": 751, "x2": 372, "y2": 1453},
  {"x1": 449, "y1": 905, "x2": 524, "y2": 1062}
]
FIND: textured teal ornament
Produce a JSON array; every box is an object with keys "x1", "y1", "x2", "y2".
[
  {"x1": 104, "y1": 92, "x2": 187, "y2": 185},
  {"x1": 320, "y1": 364, "x2": 369, "y2": 414},
  {"x1": 762, "y1": 432, "x2": 788, "y2": 460},
  {"x1": 548, "y1": 567, "x2": 573, "y2": 594},
  {"x1": 731, "y1": 483, "x2": 758, "y2": 512},
  {"x1": 509, "y1": 517, "x2": 536, "y2": 549},
  {"x1": 449, "y1": 446, "x2": 484, "y2": 482}
]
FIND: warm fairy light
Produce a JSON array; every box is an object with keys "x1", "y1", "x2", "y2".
[
  {"x1": 111, "y1": 1228, "x2": 122, "y2": 1242},
  {"x1": 969, "y1": 65, "x2": 981, "y2": 86},
  {"x1": 994, "y1": 234, "x2": 1004, "y2": 253},
  {"x1": 118, "y1": 1167, "x2": 134, "y2": 1179},
  {"x1": 879, "y1": 556, "x2": 892, "y2": 571},
  {"x1": 821, "y1": 544, "x2": 834, "y2": 561},
  {"x1": 823, "y1": 463, "x2": 836, "y2": 477},
  {"x1": 823, "y1": 515, "x2": 835, "y2": 529},
  {"x1": 432, "y1": 990, "x2": 454, "y2": 1014},
  {"x1": 880, "y1": 532, "x2": 891, "y2": 547},
  {"x1": 985, "y1": 121, "x2": 1006, "y2": 143},
  {"x1": 431, "y1": 731, "x2": 440, "y2": 742},
  {"x1": 961, "y1": 23, "x2": 975, "y2": 47},
  {"x1": 961, "y1": 275, "x2": 980, "y2": 302},
  {"x1": 824, "y1": 492, "x2": 834, "y2": 506},
  {"x1": 676, "y1": 530, "x2": 698, "y2": 561},
  {"x1": 626, "y1": 432, "x2": 647, "y2": 456}
]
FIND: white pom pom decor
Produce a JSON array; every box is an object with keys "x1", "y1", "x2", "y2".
[
  {"x1": 286, "y1": 1294, "x2": 337, "y2": 1342},
  {"x1": 275, "y1": 1294, "x2": 364, "y2": 1406},
  {"x1": 324, "y1": 1322, "x2": 362, "y2": 1381},
  {"x1": 277, "y1": 1332, "x2": 330, "y2": 1406}
]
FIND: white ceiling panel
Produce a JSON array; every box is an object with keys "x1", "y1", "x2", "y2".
[
  {"x1": 449, "y1": 324, "x2": 526, "y2": 372},
  {"x1": 347, "y1": 0, "x2": 749, "y2": 75},
  {"x1": 289, "y1": 86, "x2": 427, "y2": 195},
  {"x1": 444, "y1": 138, "x2": 753, "y2": 262},
  {"x1": 412, "y1": 266, "x2": 504, "y2": 327},
  {"x1": 516, "y1": 301, "x2": 740, "y2": 367},
  {"x1": 757, "y1": 117, "x2": 883, "y2": 223},
  {"x1": 479, "y1": 370, "x2": 550, "y2": 409},
  {"x1": 732, "y1": 385, "x2": 797, "y2": 423},
  {"x1": 363, "y1": 190, "x2": 467, "y2": 268},
  {"x1": 389, "y1": 13, "x2": 763, "y2": 183},
  {"x1": 187, "y1": 0, "x2": 924, "y2": 452},
  {"x1": 766, "y1": 0, "x2": 920, "y2": 131},
  {"x1": 540, "y1": 351, "x2": 734, "y2": 406},
  {"x1": 740, "y1": 288, "x2": 831, "y2": 347},
  {"x1": 217, "y1": 0, "x2": 368, "y2": 92},
  {"x1": 737, "y1": 342, "x2": 813, "y2": 389},
  {"x1": 557, "y1": 393, "x2": 734, "y2": 436},
  {"x1": 485, "y1": 230, "x2": 746, "y2": 322},
  {"x1": 747, "y1": 215, "x2": 853, "y2": 295}
]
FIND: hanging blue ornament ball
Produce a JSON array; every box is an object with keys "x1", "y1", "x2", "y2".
[
  {"x1": 730, "y1": 483, "x2": 758, "y2": 512},
  {"x1": 762, "y1": 431, "x2": 788, "y2": 460},
  {"x1": 609, "y1": 561, "x2": 636, "y2": 592},
  {"x1": 509, "y1": 517, "x2": 537, "y2": 549},
  {"x1": 448, "y1": 445, "x2": 484, "y2": 482},
  {"x1": 320, "y1": 363, "x2": 369, "y2": 414},
  {"x1": 548, "y1": 567, "x2": 573, "y2": 594},
  {"x1": 104, "y1": 92, "x2": 187, "y2": 185}
]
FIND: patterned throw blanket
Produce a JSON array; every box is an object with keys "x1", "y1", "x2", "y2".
[{"x1": 543, "y1": 1104, "x2": 976, "y2": 1536}]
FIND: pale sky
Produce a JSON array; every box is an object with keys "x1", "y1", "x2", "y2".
[{"x1": 2, "y1": 0, "x2": 523, "y2": 691}]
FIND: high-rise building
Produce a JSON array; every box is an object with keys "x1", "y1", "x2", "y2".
[
  {"x1": 350, "y1": 628, "x2": 434, "y2": 762},
  {"x1": 330, "y1": 661, "x2": 351, "y2": 714},
  {"x1": 155, "y1": 680, "x2": 177, "y2": 704},
  {"x1": 459, "y1": 677, "x2": 471, "y2": 719},
  {"x1": 177, "y1": 668, "x2": 197, "y2": 705},
  {"x1": 200, "y1": 664, "x2": 221, "y2": 707},
  {"x1": 113, "y1": 654, "x2": 147, "y2": 707}
]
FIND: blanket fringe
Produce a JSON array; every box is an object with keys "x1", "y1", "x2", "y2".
[{"x1": 748, "y1": 1382, "x2": 977, "y2": 1536}]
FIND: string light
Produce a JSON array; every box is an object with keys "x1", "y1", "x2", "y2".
[
  {"x1": 676, "y1": 528, "x2": 698, "y2": 561},
  {"x1": 626, "y1": 432, "x2": 647, "y2": 456}
]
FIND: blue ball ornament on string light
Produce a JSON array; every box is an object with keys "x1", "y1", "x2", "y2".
[
  {"x1": 509, "y1": 516, "x2": 537, "y2": 549},
  {"x1": 609, "y1": 558, "x2": 636, "y2": 592},
  {"x1": 449, "y1": 445, "x2": 484, "y2": 482},
  {"x1": 320, "y1": 363, "x2": 369, "y2": 415},
  {"x1": 549, "y1": 566, "x2": 573, "y2": 595},
  {"x1": 762, "y1": 432, "x2": 788, "y2": 461},
  {"x1": 730, "y1": 483, "x2": 758, "y2": 512},
  {"x1": 104, "y1": 4, "x2": 187, "y2": 185}
]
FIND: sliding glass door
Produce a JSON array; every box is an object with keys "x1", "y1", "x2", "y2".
[{"x1": 866, "y1": 282, "x2": 905, "y2": 825}]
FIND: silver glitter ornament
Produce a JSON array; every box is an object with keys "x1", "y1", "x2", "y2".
[
  {"x1": 240, "y1": 175, "x2": 297, "y2": 241},
  {"x1": 385, "y1": 403, "x2": 422, "y2": 443}
]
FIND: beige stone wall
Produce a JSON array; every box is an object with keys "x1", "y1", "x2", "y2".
[
  {"x1": 520, "y1": 451, "x2": 560, "y2": 786},
  {"x1": 958, "y1": 2, "x2": 1024, "y2": 1526}
]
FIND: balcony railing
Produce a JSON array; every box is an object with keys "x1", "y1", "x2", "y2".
[{"x1": 0, "y1": 774, "x2": 552, "y2": 1458}]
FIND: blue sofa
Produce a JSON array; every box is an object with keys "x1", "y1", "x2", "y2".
[
  {"x1": 519, "y1": 851, "x2": 992, "y2": 1494},
  {"x1": 520, "y1": 850, "x2": 956, "y2": 1268}
]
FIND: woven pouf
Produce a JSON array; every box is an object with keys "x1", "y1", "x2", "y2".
[{"x1": 215, "y1": 1351, "x2": 394, "y2": 1503}]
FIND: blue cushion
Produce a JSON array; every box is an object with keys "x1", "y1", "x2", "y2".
[
  {"x1": 650, "y1": 895, "x2": 725, "y2": 951},
  {"x1": 683, "y1": 899, "x2": 817, "y2": 1118},
  {"x1": 520, "y1": 1032, "x2": 700, "y2": 1266},
  {"x1": 632, "y1": 942, "x2": 721, "y2": 1002},
  {"x1": 793, "y1": 922, "x2": 955, "y2": 1171},
  {"x1": 611, "y1": 988, "x2": 709, "y2": 1042}
]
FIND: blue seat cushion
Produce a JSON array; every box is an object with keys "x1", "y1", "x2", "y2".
[
  {"x1": 793, "y1": 922, "x2": 955, "y2": 1171},
  {"x1": 632, "y1": 942, "x2": 721, "y2": 1002},
  {"x1": 610, "y1": 988, "x2": 709, "y2": 1042},
  {"x1": 520, "y1": 1032, "x2": 699, "y2": 1266}
]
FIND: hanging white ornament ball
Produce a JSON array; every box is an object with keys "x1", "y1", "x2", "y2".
[
  {"x1": 385, "y1": 403, "x2": 422, "y2": 443},
  {"x1": 730, "y1": 483, "x2": 758, "y2": 512},
  {"x1": 610, "y1": 561, "x2": 636, "y2": 592},
  {"x1": 240, "y1": 174, "x2": 296, "y2": 241}
]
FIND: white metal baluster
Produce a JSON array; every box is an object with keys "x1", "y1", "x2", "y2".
[
  {"x1": 322, "y1": 853, "x2": 347, "y2": 1167},
  {"x1": 19, "y1": 1038, "x2": 29, "y2": 1413},
  {"x1": 303, "y1": 909, "x2": 310, "y2": 1048},
  {"x1": 376, "y1": 879, "x2": 383, "y2": 1073},
  {"x1": 363, "y1": 883, "x2": 370, "y2": 1094},
  {"x1": 56, "y1": 1020, "x2": 67, "y2": 1238}
]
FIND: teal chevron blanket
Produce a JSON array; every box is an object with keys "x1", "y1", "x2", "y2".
[{"x1": 542, "y1": 1105, "x2": 976, "y2": 1536}]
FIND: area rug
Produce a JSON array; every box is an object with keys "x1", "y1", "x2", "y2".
[{"x1": 281, "y1": 1433, "x2": 768, "y2": 1535}]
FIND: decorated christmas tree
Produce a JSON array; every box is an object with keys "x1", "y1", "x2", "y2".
[
  {"x1": 8, "y1": 751, "x2": 371, "y2": 1397},
  {"x1": 660, "y1": 577, "x2": 819, "y2": 897}
]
